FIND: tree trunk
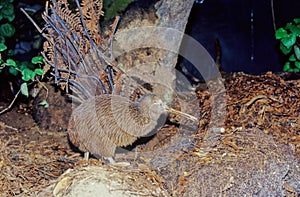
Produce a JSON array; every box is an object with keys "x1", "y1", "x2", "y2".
[{"x1": 114, "y1": 0, "x2": 194, "y2": 103}]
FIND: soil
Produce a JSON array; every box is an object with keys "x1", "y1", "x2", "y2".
[{"x1": 0, "y1": 71, "x2": 299, "y2": 196}]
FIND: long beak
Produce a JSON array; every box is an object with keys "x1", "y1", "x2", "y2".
[{"x1": 165, "y1": 106, "x2": 198, "y2": 122}]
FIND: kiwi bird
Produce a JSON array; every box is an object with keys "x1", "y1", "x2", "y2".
[
  {"x1": 69, "y1": 94, "x2": 166, "y2": 159},
  {"x1": 68, "y1": 94, "x2": 197, "y2": 159}
]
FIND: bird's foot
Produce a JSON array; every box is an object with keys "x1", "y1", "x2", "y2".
[
  {"x1": 103, "y1": 156, "x2": 115, "y2": 164},
  {"x1": 103, "y1": 157, "x2": 131, "y2": 167}
]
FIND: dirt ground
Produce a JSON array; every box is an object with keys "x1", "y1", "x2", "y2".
[{"x1": 0, "y1": 71, "x2": 299, "y2": 196}]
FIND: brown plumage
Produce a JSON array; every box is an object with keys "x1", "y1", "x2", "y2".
[{"x1": 68, "y1": 94, "x2": 168, "y2": 158}]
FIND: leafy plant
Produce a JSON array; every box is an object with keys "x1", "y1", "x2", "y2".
[
  {"x1": 0, "y1": 0, "x2": 15, "y2": 22},
  {"x1": 0, "y1": 0, "x2": 46, "y2": 110},
  {"x1": 275, "y1": 18, "x2": 300, "y2": 72},
  {"x1": 102, "y1": 0, "x2": 135, "y2": 21},
  {"x1": 0, "y1": 55, "x2": 45, "y2": 97},
  {"x1": 0, "y1": 0, "x2": 15, "y2": 41}
]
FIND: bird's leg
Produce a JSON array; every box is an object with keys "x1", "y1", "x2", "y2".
[
  {"x1": 134, "y1": 146, "x2": 138, "y2": 162},
  {"x1": 84, "y1": 152, "x2": 90, "y2": 160}
]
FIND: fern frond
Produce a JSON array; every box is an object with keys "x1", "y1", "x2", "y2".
[
  {"x1": 40, "y1": 0, "x2": 123, "y2": 102},
  {"x1": 80, "y1": 0, "x2": 104, "y2": 45}
]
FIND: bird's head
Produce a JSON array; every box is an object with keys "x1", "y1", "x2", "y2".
[
  {"x1": 138, "y1": 94, "x2": 168, "y2": 120},
  {"x1": 139, "y1": 94, "x2": 198, "y2": 122}
]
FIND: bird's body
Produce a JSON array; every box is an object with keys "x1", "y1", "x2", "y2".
[{"x1": 68, "y1": 94, "x2": 168, "y2": 158}]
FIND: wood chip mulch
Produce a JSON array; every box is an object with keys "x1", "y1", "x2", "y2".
[
  {"x1": 0, "y1": 120, "x2": 101, "y2": 196},
  {"x1": 195, "y1": 71, "x2": 300, "y2": 157},
  {"x1": 231, "y1": 72, "x2": 299, "y2": 155}
]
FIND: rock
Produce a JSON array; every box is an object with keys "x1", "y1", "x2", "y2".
[{"x1": 38, "y1": 165, "x2": 168, "y2": 197}]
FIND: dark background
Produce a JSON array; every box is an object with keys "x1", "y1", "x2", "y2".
[{"x1": 185, "y1": 0, "x2": 300, "y2": 75}]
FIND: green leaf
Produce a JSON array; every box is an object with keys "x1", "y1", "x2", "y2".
[
  {"x1": 20, "y1": 82, "x2": 29, "y2": 97},
  {"x1": 283, "y1": 62, "x2": 291, "y2": 71},
  {"x1": 275, "y1": 28, "x2": 287, "y2": 39},
  {"x1": 33, "y1": 39, "x2": 42, "y2": 49},
  {"x1": 294, "y1": 18, "x2": 300, "y2": 24},
  {"x1": 8, "y1": 67, "x2": 18, "y2": 76},
  {"x1": 103, "y1": 0, "x2": 134, "y2": 21},
  {"x1": 1, "y1": 3, "x2": 15, "y2": 22},
  {"x1": 289, "y1": 54, "x2": 296, "y2": 61},
  {"x1": 281, "y1": 34, "x2": 296, "y2": 49},
  {"x1": 289, "y1": 24, "x2": 300, "y2": 35},
  {"x1": 34, "y1": 68, "x2": 44, "y2": 76},
  {"x1": 286, "y1": 22, "x2": 294, "y2": 31},
  {"x1": 284, "y1": 20, "x2": 300, "y2": 38},
  {"x1": 294, "y1": 45, "x2": 300, "y2": 60},
  {"x1": 21, "y1": 68, "x2": 35, "y2": 81},
  {"x1": 0, "y1": 36, "x2": 5, "y2": 44},
  {"x1": 31, "y1": 56, "x2": 44, "y2": 64},
  {"x1": 294, "y1": 68, "x2": 300, "y2": 73},
  {"x1": 6, "y1": 58, "x2": 16, "y2": 66},
  {"x1": 295, "y1": 61, "x2": 300, "y2": 69},
  {"x1": 0, "y1": 23, "x2": 15, "y2": 37},
  {"x1": 0, "y1": 43, "x2": 7, "y2": 51},
  {"x1": 1, "y1": 4, "x2": 14, "y2": 16},
  {"x1": 280, "y1": 43, "x2": 292, "y2": 55},
  {"x1": 39, "y1": 99, "x2": 49, "y2": 108},
  {"x1": 4, "y1": 13, "x2": 15, "y2": 22},
  {"x1": 7, "y1": 49, "x2": 13, "y2": 56},
  {"x1": 18, "y1": 61, "x2": 31, "y2": 70}
]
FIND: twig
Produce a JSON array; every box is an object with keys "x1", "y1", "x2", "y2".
[
  {"x1": 20, "y1": 8, "x2": 43, "y2": 33},
  {"x1": 37, "y1": 79, "x2": 49, "y2": 99},
  {"x1": 239, "y1": 95, "x2": 268, "y2": 116},
  {"x1": 270, "y1": 0, "x2": 277, "y2": 33},
  {"x1": 0, "y1": 89, "x2": 21, "y2": 115},
  {"x1": 0, "y1": 122, "x2": 18, "y2": 132},
  {"x1": 108, "y1": 16, "x2": 120, "y2": 58},
  {"x1": 244, "y1": 95, "x2": 268, "y2": 108}
]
